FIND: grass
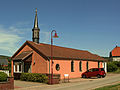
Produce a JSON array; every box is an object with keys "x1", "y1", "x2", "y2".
[{"x1": 95, "y1": 83, "x2": 120, "y2": 90}]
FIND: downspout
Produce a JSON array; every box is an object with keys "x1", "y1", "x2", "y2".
[
  {"x1": 11, "y1": 60, "x2": 14, "y2": 77},
  {"x1": 47, "y1": 57, "x2": 50, "y2": 82},
  {"x1": 47, "y1": 57, "x2": 50, "y2": 75}
]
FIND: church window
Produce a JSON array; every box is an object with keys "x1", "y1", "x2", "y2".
[
  {"x1": 86, "y1": 61, "x2": 89, "y2": 71},
  {"x1": 71, "y1": 60, "x2": 74, "y2": 72},
  {"x1": 79, "y1": 61, "x2": 82, "y2": 72},
  {"x1": 14, "y1": 62, "x2": 22, "y2": 72},
  {"x1": 98, "y1": 61, "x2": 100, "y2": 68}
]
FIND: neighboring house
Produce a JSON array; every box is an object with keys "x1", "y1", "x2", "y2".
[
  {"x1": 11, "y1": 9, "x2": 107, "y2": 79},
  {"x1": 109, "y1": 46, "x2": 120, "y2": 61},
  {"x1": 0, "y1": 59, "x2": 8, "y2": 67}
]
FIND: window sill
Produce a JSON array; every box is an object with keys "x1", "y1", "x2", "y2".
[{"x1": 14, "y1": 72, "x2": 22, "y2": 73}]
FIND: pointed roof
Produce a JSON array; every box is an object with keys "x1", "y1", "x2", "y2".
[
  {"x1": 33, "y1": 8, "x2": 39, "y2": 29},
  {"x1": 111, "y1": 46, "x2": 120, "y2": 56},
  {"x1": 12, "y1": 41, "x2": 107, "y2": 61},
  {"x1": 13, "y1": 51, "x2": 32, "y2": 61}
]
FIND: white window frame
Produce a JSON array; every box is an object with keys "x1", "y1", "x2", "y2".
[{"x1": 14, "y1": 62, "x2": 22, "y2": 73}]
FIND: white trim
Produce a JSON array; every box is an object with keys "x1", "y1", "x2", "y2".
[
  {"x1": 102, "y1": 62, "x2": 107, "y2": 72},
  {"x1": 105, "y1": 62, "x2": 107, "y2": 72},
  {"x1": 17, "y1": 65, "x2": 19, "y2": 72}
]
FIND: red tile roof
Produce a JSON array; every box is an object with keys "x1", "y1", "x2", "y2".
[
  {"x1": 111, "y1": 46, "x2": 120, "y2": 56},
  {"x1": 23, "y1": 41, "x2": 106, "y2": 61}
]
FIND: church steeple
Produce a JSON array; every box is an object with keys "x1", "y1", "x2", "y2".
[
  {"x1": 32, "y1": 8, "x2": 40, "y2": 43},
  {"x1": 34, "y1": 8, "x2": 39, "y2": 28}
]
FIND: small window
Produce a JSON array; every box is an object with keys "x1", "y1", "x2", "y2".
[
  {"x1": 93, "y1": 68, "x2": 99, "y2": 72},
  {"x1": 96, "y1": 68, "x2": 99, "y2": 71},
  {"x1": 79, "y1": 61, "x2": 82, "y2": 72},
  {"x1": 98, "y1": 61, "x2": 100, "y2": 68},
  {"x1": 56, "y1": 64, "x2": 60, "y2": 71},
  {"x1": 71, "y1": 60, "x2": 74, "y2": 72},
  {"x1": 14, "y1": 62, "x2": 22, "y2": 72},
  {"x1": 86, "y1": 61, "x2": 89, "y2": 71}
]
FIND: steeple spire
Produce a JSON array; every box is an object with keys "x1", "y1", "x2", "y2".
[
  {"x1": 32, "y1": 8, "x2": 40, "y2": 43},
  {"x1": 34, "y1": 8, "x2": 39, "y2": 29}
]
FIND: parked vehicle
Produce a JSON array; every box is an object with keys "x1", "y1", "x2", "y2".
[{"x1": 81, "y1": 68, "x2": 106, "y2": 78}]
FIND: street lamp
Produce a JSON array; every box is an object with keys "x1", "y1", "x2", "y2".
[{"x1": 51, "y1": 30, "x2": 58, "y2": 84}]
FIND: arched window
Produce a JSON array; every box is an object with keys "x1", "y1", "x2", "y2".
[
  {"x1": 98, "y1": 61, "x2": 100, "y2": 68},
  {"x1": 79, "y1": 61, "x2": 82, "y2": 72},
  {"x1": 71, "y1": 60, "x2": 74, "y2": 72},
  {"x1": 86, "y1": 61, "x2": 89, "y2": 71}
]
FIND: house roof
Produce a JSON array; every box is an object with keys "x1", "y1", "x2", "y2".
[
  {"x1": 0, "y1": 59, "x2": 8, "y2": 65},
  {"x1": 12, "y1": 41, "x2": 106, "y2": 61},
  {"x1": 110, "y1": 46, "x2": 120, "y2": 57},
  {"x1": 13, "y1": 51, "x2": 33, "y2": 60}
]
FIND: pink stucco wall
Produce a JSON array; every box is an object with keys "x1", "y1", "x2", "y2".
[
  {"x1": 48, "y1": 60, "x2": 103, "y2": 79},
  {"x1": 32, "y1": 51, "x2": 48, "y2": 73}
]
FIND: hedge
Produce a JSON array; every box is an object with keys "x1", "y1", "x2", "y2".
[
  {"x1": 0, "y1": 72, "x2": 8, "y2": 82},
  {"x1": 107, "y1": 62, "x2": 118, "y2": 72},
  {"x1": 20, "y1": 73, "x2": 48, "y2": 83}
]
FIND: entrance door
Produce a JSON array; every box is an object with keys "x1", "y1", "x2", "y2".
[{"x1": 24, "y1": 62, "x2": 31, "y2": 73}]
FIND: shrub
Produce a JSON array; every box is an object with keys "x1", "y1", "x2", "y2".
[
  {"x1": 20, "y1": 73, "x2": 48, "y2": 83},
  {"x1": 0, "y1": 72, "x2": 8, "y2": 82},
  {"x1": 115, "y1": 68, "x2": 120, "y2": 73},
  {"x1": 107, "y1": 62, "x2": 118, "y2": 72},
  {"x1": 113, "y1": 61, "x2": 120, "y2": 68}
]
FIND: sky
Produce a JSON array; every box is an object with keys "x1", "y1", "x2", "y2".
[{"x1": 0, "y1": 0, "x2": 120, "y2": 57}]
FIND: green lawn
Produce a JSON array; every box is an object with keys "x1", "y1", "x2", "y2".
[{"x1": 95, "y1": 83, "x2": 120, "y2": 90}]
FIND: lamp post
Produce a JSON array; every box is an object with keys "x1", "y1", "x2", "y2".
[{"x1": 51, "y1": 30, "x2": 58, "y2": 84}]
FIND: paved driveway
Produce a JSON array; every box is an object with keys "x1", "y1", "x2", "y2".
[{"x1": 14, "y1": 73, "x2": 120, "y2": 90}]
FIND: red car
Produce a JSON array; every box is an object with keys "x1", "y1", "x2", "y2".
[{"x1": 81, "y1": 68, "x2": 106, "y2": 78}]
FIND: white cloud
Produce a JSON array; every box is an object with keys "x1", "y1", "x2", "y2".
[
  {"x1": 0, "y1": 25, "x2": 22, "y2": 56},
  {"x1": 9, "y1": 21, "x2": 31, "y2": 34},
  {"x1": 0, "y1": 22, "x2": 53, "y2": 56},
  {"x1": 41, "y1": 31, "x2": 50, "y2": 43}
]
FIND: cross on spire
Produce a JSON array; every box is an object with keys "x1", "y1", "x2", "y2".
[{"x1": 36, "y1": 8, "x2": 37, "y2": 15}]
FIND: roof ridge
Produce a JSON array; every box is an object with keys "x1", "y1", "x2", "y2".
[
  {"x1": 25, "y1": 40, "x2": 106, "y2": 61},
  {"x1": 27, "y1": 40, "x2": 89, "y2": 52}
]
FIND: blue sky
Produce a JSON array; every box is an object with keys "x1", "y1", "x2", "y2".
[{"x1": 0, "y1": 0, "x2": 120, "y2": 57}]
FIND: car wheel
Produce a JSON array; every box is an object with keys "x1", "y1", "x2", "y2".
[
  {"x1": 102, "y1": 76, "x2": 105, "y2": 78},
  {"x1": 82, "y1": 75, "x2": 86, "y2": 78},
  {"x1": 102, "y1": 74, "x2": 106, "y2": 78},
  {"x1": 97, "y1": 74, "x2": 101, "y2": 78}
]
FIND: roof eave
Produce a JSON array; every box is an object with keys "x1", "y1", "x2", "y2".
[{"x1": 47, "y1": 56, "x2": 107, "y2": 62}]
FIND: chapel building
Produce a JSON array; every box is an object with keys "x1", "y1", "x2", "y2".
[{"x1": 11, "y1": 9, "x2": 107, "y2": 79}]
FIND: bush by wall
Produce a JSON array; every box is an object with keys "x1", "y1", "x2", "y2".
[
  {"x1": 112, "y1": 61, "x2": 120, "y2": 68},
  {"x1": 20, "y1": 73, "x2": 48, "y2": 83},
  {"x1": 0, "y1": 72, "x2": 8, "y2": 82},
  {"x1": 107, "y1": 62, "x2": 119, "y2": 72}
]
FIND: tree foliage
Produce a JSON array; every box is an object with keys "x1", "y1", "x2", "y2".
[{"x1": 107, "y1": 61, "x2": 119, "y2": 72}]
